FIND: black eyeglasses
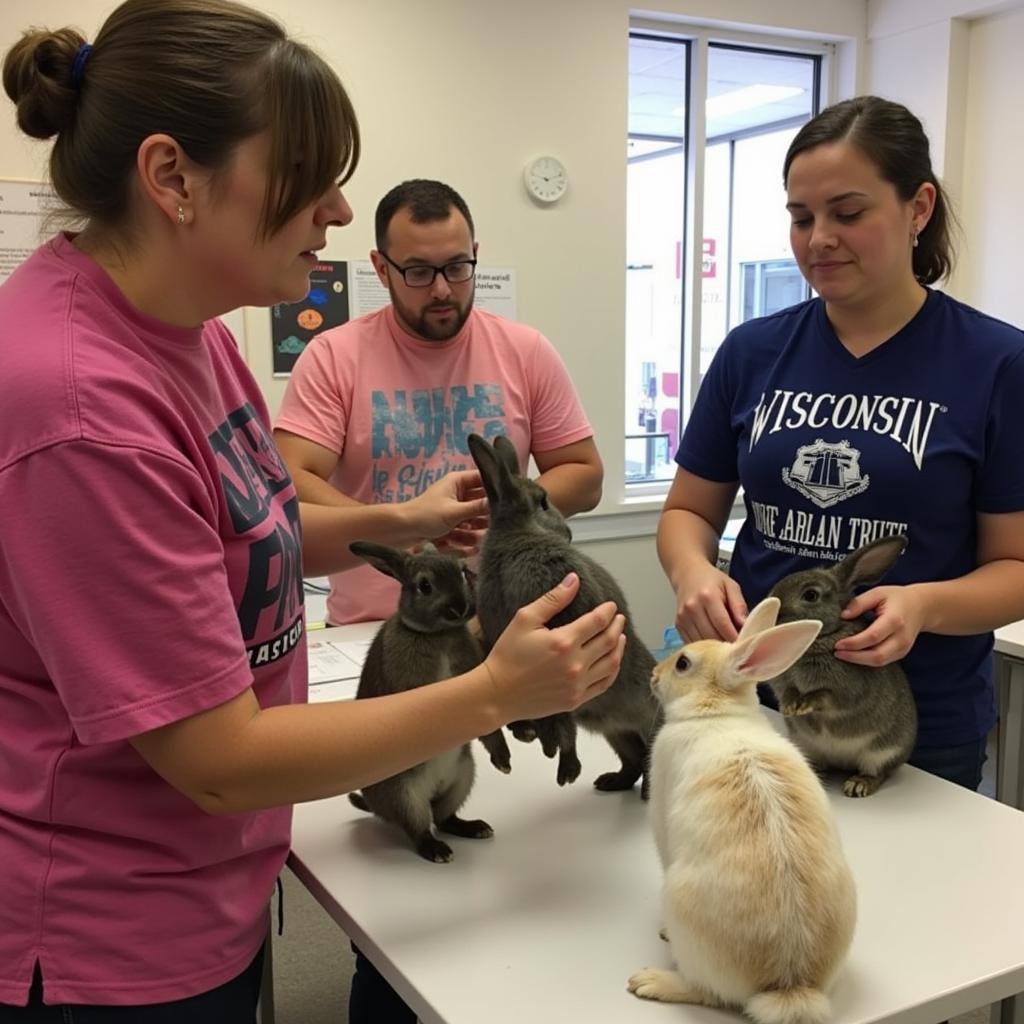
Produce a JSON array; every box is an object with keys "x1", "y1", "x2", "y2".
[{"x1": 379, "y1": 251, "x2": 477, "y2": 288}]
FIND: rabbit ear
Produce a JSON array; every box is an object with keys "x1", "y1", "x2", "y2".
[
  {"x1": 835, "y1": 534, "x2": 908, "y2": 589},
  {"x1": 467, "y1": 433, "x2": 515, "y2": 505},
  {"x1": 492, "y1": 434, "x2": 521, "y2": 476},
  {"x1": 348, "y1": 540, "x2": 410, "y2": 583},
  {"x1": 723, "y1": 620, "x2": 822, "y2": 687},
  {"x1": 736, "y1": 597, "x2": 780, "y2": 641}
]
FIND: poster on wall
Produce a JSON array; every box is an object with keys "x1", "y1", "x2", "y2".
[
  {"x1": 270, "y1": 260, "x2": 518, "y2": 377},
  {"x1": 0, "y1": 179, "x2": 59, "y2": 283},
  {"x1": 270, "y1": 260, "x2": 349, "y2": 376}
]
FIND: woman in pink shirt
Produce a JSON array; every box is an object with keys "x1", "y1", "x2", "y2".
[{"x1": 0, "y1": 1, "x2": 625, "y2": 1019}]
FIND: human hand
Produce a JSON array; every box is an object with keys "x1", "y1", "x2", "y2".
[
  {"x1": 483, "y1": 573, "x2": 626, "y2": 723},
  {"x1": 407, "y1": 470, "x2": 489, "y2": 544},
  {"x1": 834, "y1": 584, "x2": 925, "y2": 666},
  {"x1": 674, "y1": 561, "x2": 748, "y2": 643},
  {"x1": 431, "y1": 498, "x2": 489, "y2": 558}
]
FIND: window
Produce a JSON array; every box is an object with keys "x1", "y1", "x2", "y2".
[
  {"x1": 741, "y1": 259, "x2": 807, "y2": 321},
  {"x1": 625, "y1": 30, "x2": 823, "y2": 489}
]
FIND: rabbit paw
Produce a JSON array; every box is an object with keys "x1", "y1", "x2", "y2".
[
  {"x1": 539, "y1": 733, "x2": 561, "y2": 759},
  {"x1": 509, "y1": 721, "x2": 538, "y2": 744},
  {"x1": 627, "y1": 968, "x2": 703, "y2": 1003},
  {"x1": 843, "y1": 773, "x2": 884, "y2": 798},
  {"x1": 782, "y1": 698, "x2": 819, "y2": 717},
  {"x1": 415, "y1": 836, "x2": 454, "y2": 863},
  {"x1": 594, "y1": 769, "x2": 642, "y2": 792},
  {"x1": 556, "y1": 751, "x2": 582, "y2": 786},
  {"x1": 438, "y1": 814, "x2": 494, "y2": 840},
  {"x1": 489, "y1": 749, "x2": 512, "y2": 774}
]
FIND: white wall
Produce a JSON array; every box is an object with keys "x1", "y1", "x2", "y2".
[
  {"x1": 866, "y1": 0, "x2": 1024, "y2": 327},
  {"x1": 957, "y1": 6, "x2": 1024, "y2": 326}
]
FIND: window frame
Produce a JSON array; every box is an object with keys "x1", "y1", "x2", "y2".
[{"x1": 624, "y1": 21, "x2": 834, "y2": 503}]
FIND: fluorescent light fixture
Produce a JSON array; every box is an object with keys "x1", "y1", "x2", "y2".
[{"x1": 706, "y1": 84, "x2": 804, "y2": 120}]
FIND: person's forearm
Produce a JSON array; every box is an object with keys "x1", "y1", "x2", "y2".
[
  {"x1": 537, "y1": 463, "x2": 603, "y2": 517},
  {"x1": 291, "y1": 467, "x2": 361, "y2": 507},
  {"x1": 656, "y1": 508, "x2": 722, "y2": 591},
  {"x1": 202, "y1": 668, "x2": 503, "y2": 814},
  {"x1": 299, "y1": 500, "x2": 421, "y2": 576},
  {"x1": 910, "y1": 559, "x2": 1024, "y2": 635}
]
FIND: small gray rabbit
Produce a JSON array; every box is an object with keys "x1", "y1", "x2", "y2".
[
  {"x1": 466, "y1": 433, "x2": 661, "y2": 797},
  {"x1": 346, "y1": 540, "x2": 511, "y2": 862},
  {"x1": 767, "y1": 534, "x2": 918, "y2": 798}
]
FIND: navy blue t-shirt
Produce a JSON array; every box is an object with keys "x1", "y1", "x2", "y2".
[{"x1": 677, "y1": 289, "x2": 1024, "y2": 747}]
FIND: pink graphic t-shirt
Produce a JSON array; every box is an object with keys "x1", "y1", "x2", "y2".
[
  {"x1": 0, "y1": 236, "x2": 306, "y2": 1005},
  {"x1": 276, "y1": 305, "x2": 593, "y2": 623}
]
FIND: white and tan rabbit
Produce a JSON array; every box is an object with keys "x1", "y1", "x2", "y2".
[
  {"x1": 346, "y1": 541, "x2": 511, "y2": 863},
  {"x1": 466, "y1": 432, "x2": 661, "y2": 797},
  {"x1": 767, "y1": 535, "x2": 918, "y2": 798},
  {"x1": 629, "y1": 598, "x2": 856, "y2": 1024}
]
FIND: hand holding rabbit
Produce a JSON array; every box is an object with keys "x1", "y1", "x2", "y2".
[
  {"x1": 673, "y1": 558, "x2": 748, "y2": 643},
  {"x1": 483, "y1": 576, "x2": 626, "y2": 722},
  {"x1": 834, "y1": 583, "x2": 927, "y2": 665},
  {"x1": 405, "y1": 468, "x2": 489, "y2": 543}
]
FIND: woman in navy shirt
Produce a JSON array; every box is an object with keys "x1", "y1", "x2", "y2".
[{"x1": 658, "y1": 96, "x2": 1024, "y2": 789}]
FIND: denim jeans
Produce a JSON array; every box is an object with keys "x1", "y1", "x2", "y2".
[
  {"x1": 0, "y1": 947, "x2": 264, "y2": 1023},
  {"x1": 348, "y1": 942, "x2": 417, "y2": 1024},
  {"x1": 908, "y1": 737, "x2": 988, "y2": 791}
]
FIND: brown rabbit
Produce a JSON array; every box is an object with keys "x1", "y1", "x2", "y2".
[
  {"x1": 467, "y1": 433, "x2": 661, "y2": 797},
  {"x1": 345, "y1": 541, "x2": 510, "y2": 862},
  {"x1": 767, "y1": 535, "x2": 918, "y2": 797}
]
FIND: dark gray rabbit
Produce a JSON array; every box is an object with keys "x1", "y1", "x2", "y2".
[
  {"x1": 346, "y1": 540, "x2": 511, "y2": 862},
  {"x1": 466, "y1": 432, "x2": 661, "y2": 797},
  {"x1": 767, "y1": 534, "x2": 918, "y2": 797}
]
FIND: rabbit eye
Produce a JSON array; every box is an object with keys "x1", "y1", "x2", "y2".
[
  {"x1": 674, "y1": 654, "x2": 690, "y2": 673},
  {"x1": 801, "y1": 587, "x2": 819, "y2": 603},
  {"x1": 538, "y1": 494, "x2": 550, "y2": 511},
  {"x1": 417, "y1": 578, "x2": 433, "y2": 596}
]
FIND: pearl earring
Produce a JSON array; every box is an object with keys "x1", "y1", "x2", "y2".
[{"x1": 912, "y1": 228, "x2": 919, "y2": 248}]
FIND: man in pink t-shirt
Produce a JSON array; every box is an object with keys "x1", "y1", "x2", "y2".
[{"x1": 275, "y1": 179, "x2": 603, "y2": 625}]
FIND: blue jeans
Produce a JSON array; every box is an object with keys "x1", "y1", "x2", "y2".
[
  {"x1": 908, "y1": 737, "x2": 988, "y2": 791},
  {"x1": 0, "y1": 946, "x2": 264, "y2": 1023}
]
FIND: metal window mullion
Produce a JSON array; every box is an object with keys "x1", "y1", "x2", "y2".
[{"x1": 684, "y1": 34, "x2": 709, "y2": 415}]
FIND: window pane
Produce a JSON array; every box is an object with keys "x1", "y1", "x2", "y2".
[
  {"x1": 625, "y1": 35, "x2": 687, "y2": 485},
  {"x1": 698, "y1": 48, "x2": 817, "y2": 381},
  {"x1": 731, "y1": 127, "x2": 808, "y2": 326},
  {"x1": 625, "y1": 34, "x2": 819, "y2": 490}
]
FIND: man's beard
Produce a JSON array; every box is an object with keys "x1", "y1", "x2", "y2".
[{"x1": 388, "y1": 282, "x2": 474, "y2": 342}]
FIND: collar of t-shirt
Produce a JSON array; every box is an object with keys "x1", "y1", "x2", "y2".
[{"x1": 384, "y1": 303, "x2": 475, "y2": 353}]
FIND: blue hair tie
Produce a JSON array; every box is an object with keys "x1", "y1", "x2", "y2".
[{"x1": 71, "y1": 43, "x2": 92, "y2": 89}]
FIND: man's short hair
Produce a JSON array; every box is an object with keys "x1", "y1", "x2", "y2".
[{"x1": 375, "y1": 179, "x2": 475, "y2": 251}]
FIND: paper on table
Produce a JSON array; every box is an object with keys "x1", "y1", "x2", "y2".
[
  {"x1": 327, "y1": 639, "x2": 372, "y2": 671},
  {"x1": 307, "y1": 638, "x2": 363, "y2": 686}
]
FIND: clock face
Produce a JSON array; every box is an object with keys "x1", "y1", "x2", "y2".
[{"x1": 525, "y1": 157, "x2": 568, "y2": 203}]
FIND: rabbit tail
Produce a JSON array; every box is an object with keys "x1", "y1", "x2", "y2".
[
  {"x1": 745, "y1": 987, "x2": 830, "y2": 1024},
  {"x1": 348, "y1": 792, "x2": 370, "y2": 812}
]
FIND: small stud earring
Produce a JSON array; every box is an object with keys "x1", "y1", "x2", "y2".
[{"x1": 177, "y1": 205, "x2": 185, "y2": 226}]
